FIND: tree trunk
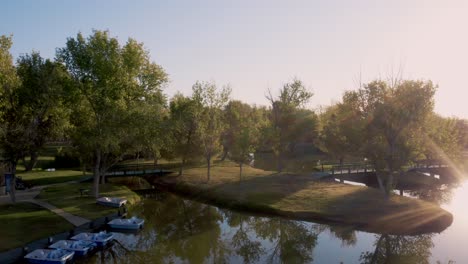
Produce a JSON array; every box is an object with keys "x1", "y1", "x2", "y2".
[
  {"x1": 277, "y1": 152, "x2": 283, "y2": 173},
  {"x1": 93, "y1": 150, "x2": 101, "y2": 198},
  {"x1": 385, "y1": 173, "x2": 394, "y2": 199},
  {"x1": 178, "y1": 158, "x2": 185, "y2": 176},
  {"x1": 207, "y1": 156, "x2": 211, "y2": 182},
  {"x1": 220, "y1": 147, "x2": 228, "y2": 161},
  {"x1": 239, "y1": 162, "x2": 243, "y2": 181},
  {"x1": 376, "y1": 172, "x2": 385, "y2": 193},
  {"x1": 99, "y1": 169, "x2": 106, "y2": 184},
  {"x1": 8, "y1": 161, "x2": 17, "y2": 203},
  {"x1": 25, "y1": 152, "x2": 38, "y2": 171}
]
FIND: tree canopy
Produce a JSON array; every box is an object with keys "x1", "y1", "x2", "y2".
[{"x1": 56, "y1": 30, "x2": 168, "y2": 197}]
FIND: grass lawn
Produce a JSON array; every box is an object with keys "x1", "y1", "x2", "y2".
[
  {"x1": 155, "y1": 160, "x2": 453, "y2": 235},
  {"x1": 0, "y1": 203, "x2": 73, "y2": 251},
  {"x1": 17, "y1": 170, "x2": 90, "y2": 186},
  {"x1": 37, "y1": 182, "x2": 141, "y2": 220}
]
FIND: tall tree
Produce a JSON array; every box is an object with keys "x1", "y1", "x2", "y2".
[
  {"x1": 15, "y1": 52, "x2": 70, "y2": 171},
  {"x1": 332, "y1": 79, "x2": 437, "y2": 198},
  {"x1": 168, "y1": 93, "x2": 203, "y2": 176},
  {"x1": 423, "y1": 114, "x2": 467, "y2": 166},
  {"x1": 57, "y1": 30, "x2": 168, "y2": 197},
  {"x1": 224, "y1": 101, "x2": 263, "y2": 180},
  {"x1": 192, "y1": 81, "x2": 231, "y2": 181},
  {"x1": 266, "y1": 79, "x2": 314, "y2": 172},
  {"x1": 320, "y1": 103, "x2": 362, "y2": 164},
  {"x1": 0, "y1": 35, "x2": 21, "y2": 202}
]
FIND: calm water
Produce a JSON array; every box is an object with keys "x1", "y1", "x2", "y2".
[{"x1": 81, "y1": 179, "x2": 468, "y2": 264}]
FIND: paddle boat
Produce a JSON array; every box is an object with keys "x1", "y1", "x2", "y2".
[
  {"x1": 71, "y1": 231, "x2": 114, "y2": 247},
  {"x1": 49, "y1": 240, "x2": 96, "y2": 257},
  {"x1": 24, "y1": 249, "x2": 74, "y2": 264},
  {"x1": 96, "y1": 197, "x2": 127, "y2": 208},
  {"x1": 108, "y1": 216, "x2": 145, "y2": 230}
]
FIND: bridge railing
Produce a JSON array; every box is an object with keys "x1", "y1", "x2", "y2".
[
  {"x1": 106, "y1": 163, "x2": 164, "y2": 176},
  {"x1": 326, "y1": 162, "x2": 448, "y2": 175},
  {"x1": 329, "y1": 164, "x2": 375, "y2": 175}
]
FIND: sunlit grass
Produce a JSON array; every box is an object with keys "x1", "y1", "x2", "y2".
[
  {"x1": 37, "y1": 183, "x2": 140, "y2": 219},
  {"x1": 161, "y1": 160, "x2": 453, "y2": 235}
]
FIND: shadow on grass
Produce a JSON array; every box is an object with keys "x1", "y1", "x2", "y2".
[
  {"x1": 0, "y1": 203, "x2": 73, "y2": 251},
  {"x1": 24, "y1": 175, "x2": 87, "y2": 186}
]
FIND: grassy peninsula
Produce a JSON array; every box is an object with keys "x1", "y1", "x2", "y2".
[{"x1": 153, "y1": 161, "x2": 453, "y2": 235}]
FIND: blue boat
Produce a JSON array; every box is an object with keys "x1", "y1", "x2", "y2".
[
  {"x1": 108, "y1": 216, "x2": 144, "y2": 230},
  {"x1": 71, "y1": 231, "x2": 114, "y2": 247},
  {"x1": 49, "y1": 240, "x2": 96, "y2": 257},
  {"x1": 24, "y1": 249, "x2": 74, "y2": 264},
  {"x1": 96, "y1": 197, "x2": 127, "y2": 208}
]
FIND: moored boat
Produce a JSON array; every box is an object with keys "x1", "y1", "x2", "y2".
[
  {"x1": 24, "y1": 249, "x2": 74, "y2": 264},
  {"x1": 96, "y1": 197, "x2": 127, "y2": 207},
  {"x1": 49, "y1": 240, "x2": 96, "y2": 257},
  {"x1": 108, "y1": 216, "x2": 145, "y2": 230},
  {"x1": 71, "y1": 231, "x2": 114, "y2": 247}
]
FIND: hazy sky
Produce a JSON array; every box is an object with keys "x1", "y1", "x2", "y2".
[{"x1": 2, "y1": 0, "x2": 467, "y2": 118}]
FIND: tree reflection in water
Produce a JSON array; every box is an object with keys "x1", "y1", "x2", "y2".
[
  {"x1": 78, "y1": 192, "x2": 450, "y2": 264},
  {"x1": 360, "y1": 234, "x2": 433, "y2": 264}
]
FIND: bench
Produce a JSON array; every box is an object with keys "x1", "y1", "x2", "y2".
[{"x1": 79, "y1": 188, "x2": 90, "y2": 197}]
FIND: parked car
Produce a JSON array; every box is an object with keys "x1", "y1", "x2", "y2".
[{"x1": 15, "y1": 176, "x2": 32, "y2": 190}]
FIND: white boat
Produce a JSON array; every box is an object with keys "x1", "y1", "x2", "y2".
[
  {"x1": 108, "y1": 216, "x2": 145, "y2": 230},
  {"x1": 49, "y1": 240, "x2": 96, "y2": 257},
  {"x1": 71, "y1": 231, "x2": 114, "y2": 247},
  {"x1": 24, "y1": 249, "x2": 74, "y2": 264},
  {"x1": 96, "y1": 197, "x2": 127, "y2": 207}
]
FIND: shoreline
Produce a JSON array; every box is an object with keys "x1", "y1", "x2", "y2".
[{"x1": 151, "y1": 173, "x2": 453, "y2": 236}]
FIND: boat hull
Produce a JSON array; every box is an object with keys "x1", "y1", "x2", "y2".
[
  {"x1": 108, "y1": 223, "x2": 143, "y2": 230},
  {"x1": 49, "y1": 240, "x2": 96, "y2": 257},
  {"x1": 108, "y1": 218, "x2": 144, "y2": 230},
  {"x1": 70, "y1": 233, "x2": 114, "y2": 247},
  {"x1": 96, "y1": 197, "x2": 127, "y2": 208},
  {"x1": 24, "y1": 250, "x2": 74, "y2": 264}
]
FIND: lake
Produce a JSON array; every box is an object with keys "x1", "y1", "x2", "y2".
[{"x1": 78, "y1": 175, "x2": 468, "y2": 263}]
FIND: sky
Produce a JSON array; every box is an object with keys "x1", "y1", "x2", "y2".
[{"x1": 2, "y1": 0, "x2": 468, "y2": 118}]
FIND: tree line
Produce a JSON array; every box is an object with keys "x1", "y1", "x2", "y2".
[{"x1": 1, "y1": 30, "x2": 467, "y2": 201}]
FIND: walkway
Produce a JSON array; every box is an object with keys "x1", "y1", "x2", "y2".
[{"x1": 0, "y1": 184, "x2": 91, "y2": 227}]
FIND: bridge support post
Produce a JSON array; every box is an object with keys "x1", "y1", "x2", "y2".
[{"x1": 399, "y1": 189, "x2": 403, "y2": 196}]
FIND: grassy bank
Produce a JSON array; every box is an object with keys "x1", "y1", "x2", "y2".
[
  {"x1": 37, "y1": 182, "x2": 141, "y2": 219},
  {"x1": 154, "y1": 160, "x2": 453, "y2": 235},
  {"x1": 0, "y1": 203, "x2": 73, "y2": 251}
]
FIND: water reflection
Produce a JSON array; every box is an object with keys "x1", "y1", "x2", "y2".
[
  {"x1": 360, "y1": 234, "x2": 433, "y2": 264},
  {"x1": 77, "y1": 189, "x2": 462, "y2": 264}
]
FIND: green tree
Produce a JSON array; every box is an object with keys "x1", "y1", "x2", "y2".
[
  {"x1": 0, "y1": 35, "x2": 21, "y2": 202},
  {"x1": 57, "y1": 30, "x2": 168, "y2": 197},
  {"x1": 224, "y1": 101, "x2": 262, "y2": 180},
  {"x1": 333, "y1": 79, "x2": 437, "y2": 198},
  {"x1": 319, "y1": 103, "x2": 361, "y2": 164},
  {"x1": 192, "y1": 81, "x2": 231, "y2": 181},
  {"x1": 168, "y1": 93, "x2": 203, "y2": 176},
  {"x1": 266, "y1": 79, "x2": 314, "y2": 172},
  {"x1": 15, "y1": 52, "x2": 70, "y2": 171},
  {"x1": 423, "y1": 114, "x2": 466, "y2": 166}
]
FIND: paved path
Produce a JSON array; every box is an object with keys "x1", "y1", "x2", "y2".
[
  {"x1": 0, "y1": 184, "x2": 91, "y2": 227},
  {"x1": 28, "y1": 199, "x2": 90, "y2": 227}
]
